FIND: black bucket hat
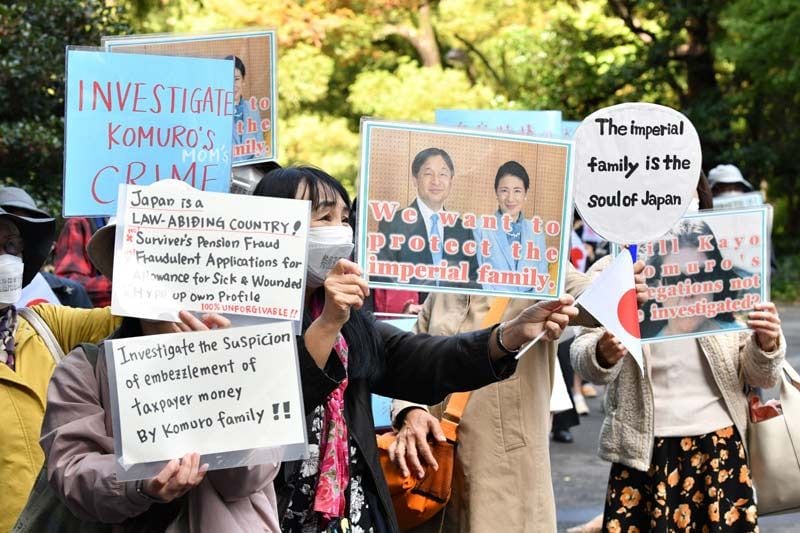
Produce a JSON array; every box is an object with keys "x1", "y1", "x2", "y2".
[{"x1": 0, "y1": 187, "x2": 56, "y2": 287}]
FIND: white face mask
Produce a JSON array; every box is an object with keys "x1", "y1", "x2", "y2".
[
  {"x1": 0, "y1": 254, "x2": 24, "y2": 306},
  {"x1": 306, "y1": 225, "x2": 354, "y2": 289}
]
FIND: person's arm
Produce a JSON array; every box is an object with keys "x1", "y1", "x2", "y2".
[
  {"x1": 41, "y1": 350, "x2": 156, "y2": 522},
  {"x1": 53, "y1": 219, "x2": 112, "y2": 307},
  {"x1": 372, "y1": 295, "x2": 577, "y2": 403},
  {"x1": 32, "y1": 304, "x2": 121, "y2": 354}
]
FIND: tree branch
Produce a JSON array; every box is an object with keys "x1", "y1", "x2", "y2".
[
  {"x1": 453, "y1": 33, "x2": 505, "y2": 89},
  {"x1": 608, "y1": 0, "x2": 656, "y2": 44}
]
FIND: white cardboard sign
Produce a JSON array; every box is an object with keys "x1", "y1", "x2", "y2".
[
  {"x1": 112, "y1": 180, "x2": 309, "y2": 322},
  {"x1": 106, "y1": 322, "x2": 306, "y2": 479},
  {"x1": 573, "y1": 103, "x2": 701, "y2": 244}
]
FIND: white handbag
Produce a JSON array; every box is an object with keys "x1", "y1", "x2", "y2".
[{"x1": 747, "y1": 360, "x2": 800, "y2": 515}]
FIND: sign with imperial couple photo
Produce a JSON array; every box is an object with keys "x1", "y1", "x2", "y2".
[{"x1": 357, "y1": 119, "x2": 575, "y2": 300}]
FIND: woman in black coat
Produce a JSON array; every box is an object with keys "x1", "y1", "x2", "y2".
[{"x1": 253, "y1": 166, "x2": 578, "y2": 532}]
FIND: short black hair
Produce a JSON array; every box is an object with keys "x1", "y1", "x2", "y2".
[
  {"x1": 494, "y1": 160, "x2": 530, "y2": 191},
  {"x1": 411, "y1": 148, "x2": 454, "y2": 177},
  {"x1": 226, "y1": 55, "x2": 246, "y2": 77}
]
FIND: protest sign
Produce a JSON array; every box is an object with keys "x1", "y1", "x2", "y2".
[
  {"x1": 104, "y1": 30, "x2": 277, "y2": 165},
  {"x1": 573, "y1": 103, "x2": 701, "y2": 244},
  {"x1": 112, "y1": 180, "x2": 309, "y2": 322},
  {"x1": 713, "y1": 191, "x2": 765, "y2": 210},
  {"x1": 561, "y1": 120, "x2": 580, "y2": 140},
  {"x1": 630, "y1": 206, "x2": 771, "y2": 343},
  {"x1": 63, "y1": 49, "x2": 233, "y2": 217},
  {"x1": 359, "y1": 120, "x2": 574, "y2": 300},
  {"x1": 105, "y1": 322, "x2": 306, "y2": 480},
  {"x1": 435, "y1": 109, "x2": 563, "y2": 138}
]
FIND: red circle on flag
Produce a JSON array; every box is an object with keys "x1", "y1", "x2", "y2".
[{"x1": 617, "y1": 288, "x2": 641, "y2": 338}]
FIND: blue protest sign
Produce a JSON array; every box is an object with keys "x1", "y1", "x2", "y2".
[
  {"x1": 435, "y1": 109, "x2": 563, "y2": 138},
  {"x1": 63, "y1": 49, "x2": 234, "y2": 217},
  {"x1": 561, "y1": 120, "x2": 581, "y2": 139}
]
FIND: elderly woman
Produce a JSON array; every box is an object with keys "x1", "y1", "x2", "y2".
[
  {"x1": 0, "y1": 194, "x2": 118, "y2": 531},
  {"x1": 473, "y1": 160, "x2": 549, "y2": 293},
  {"x1": 253, "y1": 166, "x2": 579, "y2": 532}
]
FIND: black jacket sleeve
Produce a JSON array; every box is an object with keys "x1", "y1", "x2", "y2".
[
  {"x1": 370, "y1": 319, "x2": 517, "y2": 404},
  {"x1": 295, "y1": 335, "x2": 346, "y2": 415}
]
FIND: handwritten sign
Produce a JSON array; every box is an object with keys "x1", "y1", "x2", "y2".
[
  {"x1": 104, "y1": 29, "x2": 277, "y2": 165},
  {"x1": 573, "y1": 103, "x2": 701, "y2": 244},
  {"x1": 112, "y1": 180, "x2": 309, "y2": 321},
  {"x1": 435, "y1": 109, "x2": 563, "y2": 138},
  {"x1": 633, "y1": 206, "x2": 770, "y2": 343},
  {"x1": 63, "y1": 49, "x2": 234, "y2": 217},
  {"x1": 106, "y1": 322, "x2": 305, "y2": 478},
  {"x1": 359, "y1": 120, "x2": 574, "y2": 300}
]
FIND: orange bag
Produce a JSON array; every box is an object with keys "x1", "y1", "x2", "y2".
[{"x1": 376, "y1": 297, "x2": 510, "y2": 530}]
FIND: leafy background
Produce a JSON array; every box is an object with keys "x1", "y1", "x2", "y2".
[{"x1": 1, "y1": 0, "x2": 798, "y2": 298}]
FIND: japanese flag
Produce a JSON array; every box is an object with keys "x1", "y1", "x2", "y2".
[{"x1": 577, "y1": 251, "x2": 643, "y2": 372}]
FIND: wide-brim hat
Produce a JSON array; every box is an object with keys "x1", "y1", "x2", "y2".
[
  {"x1": 708, "y1": 164, "x2": 754, "y2": 191},
  {"x1": 0, "y1": 207, "x2": 56, "y2": 287},
  {"x1": 87, "y1": 221, "x2": 116, "y2": 280}
]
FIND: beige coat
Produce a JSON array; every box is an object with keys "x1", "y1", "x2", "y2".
[
  {"x1": 393, "y1": 268, "x2": 593, "y2": 533},
  {"x1": 41, "y1": 333, "x2": 281, "y2": 532},
  {"x1": 571, "y1": 326, "x2": 785, "y2": 472}
]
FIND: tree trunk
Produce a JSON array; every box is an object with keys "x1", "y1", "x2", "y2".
[{"x1": 413, "y1": 3, "x2": 441, "y2": 67}]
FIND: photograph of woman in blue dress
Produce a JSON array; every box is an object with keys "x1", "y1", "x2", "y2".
[
  {"x1": 473, "y1": 160, "x2": 549, "y2": 292},
  {"x1": 228, "y1": 55, "x2": 265, "y2": 162}
]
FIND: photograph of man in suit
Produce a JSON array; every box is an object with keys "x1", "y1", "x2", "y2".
[{"x1": 376, "y1": 147, "x2": 478, "y2": 287}]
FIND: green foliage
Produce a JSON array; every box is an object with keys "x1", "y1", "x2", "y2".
[
  {"x1": 348, "y1": 58, "x2": 496, "y2": 121},
  {"x1": 0, "y1": 0, "x2": 129, "y2": 214},
  {"x1": 278, "y1": 114, "x2": 360, "y2": 193},
  {"x1": 278, "y1": 44, "x2": 336, "y2": 116},
  {"x1": 1, "y1": 0, "x2": 798, "y2": 263}
]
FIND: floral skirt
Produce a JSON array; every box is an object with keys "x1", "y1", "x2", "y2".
[{"x1": 603, "y1": 426, "x2": 758, "y2": 532}]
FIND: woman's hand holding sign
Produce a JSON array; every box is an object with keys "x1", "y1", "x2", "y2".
[
  {"x1": 633, "y1": 260, "x2": 649, "y2": 304},
  {"x1": 748, "y1": 302, "x2": 781, "y2": 352},
  {"x1": 142, "y1": 452, "x2": 208, "y2": 501}
]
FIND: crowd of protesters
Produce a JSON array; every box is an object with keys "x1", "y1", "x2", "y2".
[{"x1": 0, "y1": 159, "x2": 788, "y2": 533}]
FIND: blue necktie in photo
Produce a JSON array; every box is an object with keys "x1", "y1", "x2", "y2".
[{"x1": 430, "y1": 213, "x2": 443, "y2": 266}]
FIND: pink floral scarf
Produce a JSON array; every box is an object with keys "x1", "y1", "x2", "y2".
[{"x1": 311, "y1": 298, "x2": 350, "y2": 520}]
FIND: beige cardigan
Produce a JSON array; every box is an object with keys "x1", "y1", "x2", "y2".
[
  {"x1": 571, "y1": 326, "x2": 785, "y2": 472},
  {"x1": 393, "y1": 267, "x2": 595, "y2": 533}
]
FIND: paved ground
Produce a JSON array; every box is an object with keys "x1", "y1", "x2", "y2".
[{"x1": 552, "y1": 303, "x2": 800, "y2": 532}]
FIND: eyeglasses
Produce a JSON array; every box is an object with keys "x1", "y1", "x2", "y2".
[{"x1": 0, "y1": 235, "x2": 24, "y2": 256}]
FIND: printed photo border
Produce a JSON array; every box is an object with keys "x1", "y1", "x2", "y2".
[{"x1": 357, "y1": 119, "x2": 576, "y2": 301}]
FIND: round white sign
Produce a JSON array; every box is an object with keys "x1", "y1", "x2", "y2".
[{"x1": 573, "y1": 102, "x2": 701, "y2": 244}]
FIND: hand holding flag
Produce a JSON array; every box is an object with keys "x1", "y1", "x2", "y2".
[{"x1": 576, "y1": 252, "x2": 644, "y2": 372}]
